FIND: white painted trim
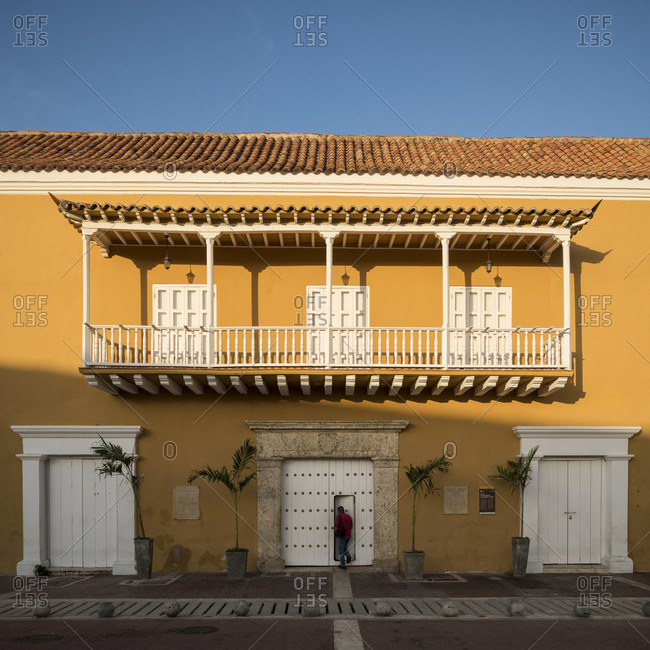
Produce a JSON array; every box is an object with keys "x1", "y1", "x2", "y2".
[
  {"x1": 2, "y1": 169, "x2": 649, "y2": 200},
  {"x1": 14, "y1": 425, "x2": 142, "y2": 438},
  {"x1": 515, "y1": 426, "x2": 640, "y2": 439},
  {"x1": 513, "y1": 425, "x2": 640, "y2": 574},
  {"x1": 12, "y1": 425, "x2": 142, "y2": 576}
]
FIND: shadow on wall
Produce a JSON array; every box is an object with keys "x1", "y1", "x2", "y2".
[{"x1": 161, "y1": 545, "x2": 193, "y2": 572}]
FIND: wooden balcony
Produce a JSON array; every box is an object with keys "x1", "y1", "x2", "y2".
[{"x1": 81, "y1": 324, "x2": 571, "y2": 399}]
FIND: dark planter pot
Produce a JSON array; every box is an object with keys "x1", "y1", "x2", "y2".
[
  {"x1": 226, "y1": 549, "x2": 249, "y2": 579},
  {"x1": 403, "y1": 551, "x2": 425, "y2": 580},
  {"x1": 134, "y1": 538, "x2": 154, "y2": 579},
  {"x1": 512, "y1": 537, "x2": 530, "y2": 578}
]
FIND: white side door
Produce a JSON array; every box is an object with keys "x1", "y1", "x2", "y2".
[
  {"x1": 281, "y1": 459, "x2": 374, "y2": 566},
  {"x1": 48, "y1": 458, "x2": 127, "y2": 568},
  {"x1": 449, "y1": 287, "x2": 511, "y2": 366},
  {"x1": 152, "y1": 285, "x2": 216, "y2": 364},
  {"x1": 306, "y1": 286, "x2": 369, "y2": 365},
  {"x1": 538, "y1": 459, "x2": 603, "y2": 565}
]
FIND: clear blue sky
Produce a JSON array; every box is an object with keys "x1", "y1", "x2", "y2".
[{"x1": 2, "y1": 0, "x2": 648, "y2": 137}]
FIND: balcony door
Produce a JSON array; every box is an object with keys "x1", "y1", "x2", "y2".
[
  {"x1": 152, "y1": 285, "x2": 216, "y2": 365},
  {"x1": 306, "y1": 286, "x2": 369, "y2": 365},
  {"x1": 450, "y1": 286, "x2": 511, "y2": 366}
]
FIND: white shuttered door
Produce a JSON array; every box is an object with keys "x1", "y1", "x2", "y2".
[
  {"x1": 282, "y1": 459, "x2": 374, "y2": 566},
  {"x1": 450, "y1": 286, "x2": 512, "y2": 365},
  {"x1": 48, "y1": 458, "x2": 128, "y2": 568},
  {"x1": 306, "y1": 286, "x2": 369, "y2": 365},
  {"x1": 538, "y1": 459, "x2": 603, "y2": 564},
  {"x1": 152, "y1": 284, "x2": 216, "y2": 364}
]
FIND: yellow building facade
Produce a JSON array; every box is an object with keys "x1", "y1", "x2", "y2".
[{"x1": 1, "y1": 132, "x2": 648, "y2": 576}]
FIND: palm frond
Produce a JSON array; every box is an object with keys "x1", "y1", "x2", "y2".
[
  {"x1": 92, "y1": 436, "x2": 135, "y2": 468},
  {"x1": 232, "y1": 439, "x2": 256, "y2": 479},
  {"x1": 187, "y1": 439, "x2": 258, "y2": 549},
  {"x1": 405, "y1": 455, "x2": 452, "y2": 497},
  {"x1": 237, "y1": 472, "x2": 257, "y2": 492},
  {"x1": 188, "y1": 465, "x2": 234, "y2": 492},
  {"x1": 489, "y1": 445, "x2": 539, "y2": 492}
]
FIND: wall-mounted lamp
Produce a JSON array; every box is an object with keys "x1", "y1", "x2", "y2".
[
  {"x1": 485, "y1": 236, "x2": 493, "y2": 273},
  {"x1": 186, "y1": 265, "x2": 195, "y2": 284},
  {"x1": 163, "y1": 234, "x2": 171, "y2": 270},
  {"x1": 341, "y1": 271, "x2": 350, "y2": 286}
]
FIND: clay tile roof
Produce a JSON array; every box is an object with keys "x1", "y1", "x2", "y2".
[{"x1": 0, "y1": 131, "x2": 648, "y2": 180}]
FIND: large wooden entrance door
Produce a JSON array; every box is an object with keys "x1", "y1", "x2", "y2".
[
  {"x1": 538, "y1": 459, "x2": 603, "y2": 564},
  {"x1": 281, "y1": 459, "x2": 374, "y2": 566},
  {"x1": 48, "y1": 458, "x2": 128, "y2": 569}
]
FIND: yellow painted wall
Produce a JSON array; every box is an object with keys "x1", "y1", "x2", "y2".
[{"x1": 0, "y1": 191, "x2": 648, "y2": 574}]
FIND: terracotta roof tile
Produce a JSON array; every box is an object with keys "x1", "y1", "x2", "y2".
[{"x1": 0, "y1": 131, "x2": 648, "y2": 180}]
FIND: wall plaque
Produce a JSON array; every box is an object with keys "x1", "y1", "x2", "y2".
[
  {"x1": 479, "y1": 487, "x2": 496, "y2": 514},
  {"x1": 443, "y1": 486, "x2": 468, "y2": 514},
  {"x1": 173, "y1": 486, "x2": 200, "y2": 520}
]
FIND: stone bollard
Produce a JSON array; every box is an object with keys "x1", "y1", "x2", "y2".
[
  {"x1": 507, "y1": 599, "x2": 526, "y2": 617},
  {"x1": 375, "y1": 601, "x2": 393, "y2": 617},
  {"x1": 163, "y1": 600, "x2": 182, "y2": 617},
  {"x1": 573, "y1": 602, "x2": 591, "y2": 618},
  {"x1": 33, "y1": 603, "x2": 51, "y2": 618},
  {"x1": 97, "y1": 602, "x2": 115, "y2": 618},
  {"x1": 302, "y1": 603, "x2": 322, "y2": 617},
  {"x1": 234, "y1": 601, "x2": 251, "y2": 617},
  {"x1": 642, "y1": 602, "x2": 650, "y2": 617},
  {"x1": 441, "y1": 601, "x2": 459, "y2": 617}
]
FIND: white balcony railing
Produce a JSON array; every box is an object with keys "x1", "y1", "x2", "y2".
[{"x1": 85, "y1": 325, "x2": 570, "y2": 370}]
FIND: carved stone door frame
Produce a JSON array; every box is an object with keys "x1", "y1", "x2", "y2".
[{"x1": 247, "y1": 420, "x2": 408, "y2": 572}]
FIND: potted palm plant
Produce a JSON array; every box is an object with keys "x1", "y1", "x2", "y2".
[
  {"x1": 403, "y1": 454, "x2": 452, "y2": 580},
  {"x1": 489, "y1": 445, "x2": 539, "y2": 578},
  {"x1": 188, "y1": 438, "x2": 257, "y2": 579},
  {"x1": 92, "y1": 436, "x2": 152, "y2": 579}
]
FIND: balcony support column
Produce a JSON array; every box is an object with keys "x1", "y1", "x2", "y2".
[
  {"x1": 560, "y1": 236, "x2": 572, "y2": 370},
  {"x1": 437, "y1": 232, "x2": 453, "y2": 369},
  {"x1": 204, "y1": 234, "x2": 217, "y2": 366},
  {"x1": 319, "y1": 231, "x2": 340, "y2": 367},
  {"x1": 82, "y1": 231, "x2": 92, "y2": 365}
]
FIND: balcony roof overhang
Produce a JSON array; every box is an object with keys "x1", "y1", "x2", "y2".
[{"x1": 54, "y1": 196, "x2": 596, "y2": 259}]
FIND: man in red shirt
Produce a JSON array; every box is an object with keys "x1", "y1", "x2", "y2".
[{"x1": 335, "y1": 506, "x2": 353, "y2": 569}]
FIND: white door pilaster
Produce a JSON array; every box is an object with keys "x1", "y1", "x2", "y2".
[
  {"x1": 16, "y1": 454, "x2": 48, "y2": 575},
  {"x1": 604, "y1": 455, "x2": 635, "y2": 572},
  {"x1": 522, "y1": 455, "x2": 544, "y2": 573}
]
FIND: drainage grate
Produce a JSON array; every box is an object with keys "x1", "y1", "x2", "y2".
[
  {"x1": 173, "y1": 626, "x2": 218, "y2": 635},
  {"x1": 1, "y1": 597, "x2": 647, "y2": 620},
  {"x1": 389, "y1": 572, "x2": 466, "y2": 584},
  {"x1": 15, "y1": 634, "x2": 65, "y2": 644},
  {"x1": 120, "y1": 574, "x2": 182, "y2": 587}
]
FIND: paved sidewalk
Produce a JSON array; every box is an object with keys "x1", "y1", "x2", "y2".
[
  {"x1": 2, "y1": 570, "x2": 650, "y2": 649},
  {"x1": 2, "y1": 569, "x2": 650, "y2": 619}
]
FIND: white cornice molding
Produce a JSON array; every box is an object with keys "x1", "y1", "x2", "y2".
[
  {"x1": 12, "y1": 425, "x2": 143, "y2": 438},
  {"x1": 1, "y1": 170, "x2": 649, "y2": 200},
  {"x1": 514, "y1": 426, "x2": 641, "y2": 439}
]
